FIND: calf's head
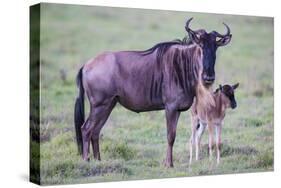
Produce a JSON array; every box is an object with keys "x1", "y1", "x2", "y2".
[
  {"x1": 185, "y1": 18, "x2": 232, "y2": 85},
  {"x1": 218, "y1": 83, "x2": 239, "y2": 109}
]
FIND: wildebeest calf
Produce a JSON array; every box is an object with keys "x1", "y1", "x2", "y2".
[{"x1": 189, "y1": 83, "x2": 239, "y2": 165}]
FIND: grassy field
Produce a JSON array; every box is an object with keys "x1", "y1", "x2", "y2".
[{"x1": 32, "y1": 3, "x2": 273, "y2": 185}]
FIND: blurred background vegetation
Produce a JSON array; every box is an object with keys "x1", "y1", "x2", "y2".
[{"x1": 31, "y1": 3, "x2": 273, "y2": 185}]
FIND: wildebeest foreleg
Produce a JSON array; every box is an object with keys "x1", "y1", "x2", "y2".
[{"x1": 164, "y1": 109, "x2": 180, "y2": 167}]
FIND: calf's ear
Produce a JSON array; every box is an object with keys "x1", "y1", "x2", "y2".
[{"x1": 232, "y1": 83, "x2": 239, "y2": 90}]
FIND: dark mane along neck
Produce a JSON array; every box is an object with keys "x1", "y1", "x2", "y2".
[
  {"x1": 139, "y1": 36, "x2": 193, "y2": 64},
  {"x1": 164, "y1": 44, "x2": 202, "y2": 95}
]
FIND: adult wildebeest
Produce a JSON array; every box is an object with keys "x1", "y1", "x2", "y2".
[{"x1": 74, "y1": 18, "x2": 232, "y2": 167}]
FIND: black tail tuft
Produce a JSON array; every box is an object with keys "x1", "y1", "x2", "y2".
[
  {"x1": 196, "y1": 123, "x2": 200, "y2": 130},
  {"x1": 74, "y1": 66, "x2": 85, "y2": 155}
]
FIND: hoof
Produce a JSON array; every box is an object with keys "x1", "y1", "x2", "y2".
[
  {"x1": 163, "y1": 159, "x2": 174, "y2": 168},
  {"x1": 83, "y1": 157, "x2": 90, "y2": 162},
  {"x1": 94, "y1": 157, "x2": 101, "y2": 161}
]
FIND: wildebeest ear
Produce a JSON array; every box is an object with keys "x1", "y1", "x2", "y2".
[
  {"x1": 232, "y1": 83, "x2": 239, "y2": 90},
  {"x1": 216, "y1": 34, "x2": 232, "y2": 47},
  {"x1": 187, "y1": 29, "x2": 201, "y2": 44}
]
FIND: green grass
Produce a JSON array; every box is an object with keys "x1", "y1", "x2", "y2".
[{"x1": 34, "y1": 3, "x2": 274, "y2": 185}]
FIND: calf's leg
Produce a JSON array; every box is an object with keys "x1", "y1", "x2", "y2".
[
  {"x1": 215, "y1": 124, "x2": 222, "y2": 164},
  {"x1": 189, "y1": 117, "x2": 198, "y2": 165},
  {"x1": 195, "y1": 122, "x2": 206, "y2": 160},
  {"x1": 207, "y1": 123, "x2": 214, "y2": 161}
]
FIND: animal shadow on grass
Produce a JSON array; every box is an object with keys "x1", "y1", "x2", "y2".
[
  {"x1": 189, "y1": 144, "x2": 259, "y2": 175},
  {"x1": 80, "y1": 163, "x2": 132, "y2": 177},
  {"x1": 199, "y1": 143, "x2": 259, "y2": 158}
]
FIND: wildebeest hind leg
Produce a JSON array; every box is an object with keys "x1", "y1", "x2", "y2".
[
  {"x1": 81, "y1": 119, "x2": 92, "y2": 161},
  {"x1": 90, "y1": 99, "x2": 117, "y2": 160}
]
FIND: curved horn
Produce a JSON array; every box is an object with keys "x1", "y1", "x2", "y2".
[
  {"x1": 185, "y1": 17, "x2": 194, "y2": 32},
  {"x1": 213, "y1": 22, "x2": 231, "y2": 37},
  {"x1": 223, "y1": 22, "x2": 231, "y2": 36}
]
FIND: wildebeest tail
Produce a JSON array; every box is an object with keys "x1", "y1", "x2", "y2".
[{"x1": 74, "y1": 66, "x2": 85, "y2": 155}]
